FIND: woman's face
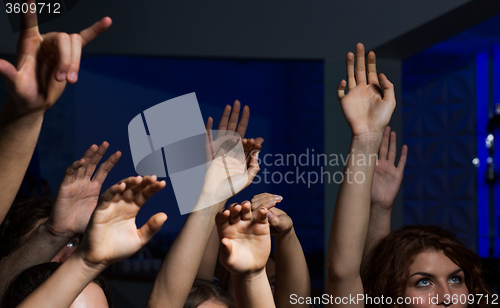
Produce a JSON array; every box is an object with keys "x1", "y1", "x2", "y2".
[{"x1": 404, "y1": 250, "x2": 468, "y2": 308}]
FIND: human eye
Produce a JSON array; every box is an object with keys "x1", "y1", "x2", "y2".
[
  {"x1": 416, "y1": 278, "x2": 431, "y2": 287},
  {"x1": 449, "y1": 276, "x2": 462, "y2": 284},
  {"x1": 66, "y1": 237, "x2": 80, "y2": 249}
]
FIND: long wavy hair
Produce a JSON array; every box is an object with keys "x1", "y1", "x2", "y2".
[{"x1": 363, "y1": 225, "x2": 491, "y2": 308}]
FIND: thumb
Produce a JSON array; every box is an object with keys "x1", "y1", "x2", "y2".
[
  {"x1": 0, "y1": 59, "x2": 17, "y2": 85},
  {"x1": 267, "y1": 209, "x2": 280, "y2": 227},
  {"x1": 138, "y1": 212, "x2": 167, "y2": 246},
  {"x1": 221, "y1": 238, "x2": 233, "y2": 255}
]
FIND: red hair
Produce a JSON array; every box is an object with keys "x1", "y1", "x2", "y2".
[{"x1": 363, "y1": 225, "x2": 491, "y2": 308}]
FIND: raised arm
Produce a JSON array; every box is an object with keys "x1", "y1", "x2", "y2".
[
  {"x1": 197, "y1": 101, "x2": 263, "y2": 281},
  {"x1": 16, "y1": 175, "x2": 167, "y2": 308},
  {"x1": 0, "y1": 143, "x2": 120, "y2": 297},
  {"x1": 0, "y1": 3, "x2": 112, "y2": 223},
  {"x1": 251, "y1": 193, "x2": 310, "y2": 308},
  {"x1": 325, "y1": 43, "x2": 396, "y2": 307},
  {"x1": 217, "y1": 202, "x2": 275, "y2": 308},
  {"x1": 147, "y1": 124, "x2": 261, "y2": 308},
  {"x1": 362, "y1": 127, "x2": 407, "y2": 265}
]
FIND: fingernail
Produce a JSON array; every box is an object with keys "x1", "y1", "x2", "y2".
[
  {"x1": 57, "y1": 72, "x2": 67, "y2": 81},
  {"x1": 69, "y1": 72, "x2": 78, "y2": 81},
  {"x1": 274, "y1": 195, "x2": 283, "y2": 201},
  {"x1": 268, "y1": 211, "x2": 275, "y2": 219}
]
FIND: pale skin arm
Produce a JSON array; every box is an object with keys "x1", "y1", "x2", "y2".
[
  {"x1": 147, "y1": 150, "x2": 261, "y2": 308},
  {"x1": 326, "y1": 43, "x2": 396, "y2": 307},
  {"x1": 251, "y1": 193, "x2": 311, "y2": 308},
  {"x1": 196, "y1": 100, "x2": 263, "y2": 281},
  {"x1": 0, "y1": 143, "x2": 120, "y2": 297},
  {"x1": 17, "y1": 175, "x2": 167, "y2": 308},
  {"x1": 362, "y1": 127, "x2": 407, "y2": 266},
  {"x1": 217, "y1": 202, "x2": 275, "y2": 308},
  {"x1": 0, "y1": 2, "x2": 112, "y2": 224}
]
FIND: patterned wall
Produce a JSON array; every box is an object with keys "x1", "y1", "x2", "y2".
[{"x1": 402, "y1": 52, "x2": 477, "y2": 251}]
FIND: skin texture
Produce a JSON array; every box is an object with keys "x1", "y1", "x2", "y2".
[
  {"x1": 326, "y1": 43, "x2": 396, "y2": 308},
  {"x1": 147, "y1": 101, "x2": 262, "y2": 308},
  {"x1": 216, "y1": 202, "x2": 275, "y2": 308},
  {"x1": 69, "y1": 282, "x2": 108, "y2": 308},
  {"x1": 0, "y1": 0, "x2": 112, "y2": 225},
  {"x1": 404, "y1": 250, "x2": 468, "y2": 308},
  {"x1": 0, "y1": 143, "x2": 119, "y2": 297},
  {"x1": 17, "y1": 176, "x2": 166, "y2": 308}
]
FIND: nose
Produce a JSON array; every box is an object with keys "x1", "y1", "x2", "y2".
[{"x1": 436, "y1": 283, "x2": 453, "y2": 307}]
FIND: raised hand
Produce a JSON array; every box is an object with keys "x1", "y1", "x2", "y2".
[
  {"x1": 337, "y1": 43, "x2": 396, "y2": 138},
  {"x1": 47, "y1": 142, "x2": 121, "y2": 237},
  {"x1": 371, "y1": 126, "x2": 408, "y2": 210},
  {"x1": 216, "y1": 202, "x2": 271, "y2": 275},
  {"x1": 77, "y1": 176, "x2": 167, "y2": 269},
  {"x1": 0, "y1": 0, "x2": 112, "y2": 117}
]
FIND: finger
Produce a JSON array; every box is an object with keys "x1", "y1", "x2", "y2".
[
  {"x1": 19, "y1": 0, "x2": 39, "y2": 41},
  {"x1": 267, "y1": 208, "x2": 281, "y2": 227},
  {"x1": 337, "y1": 80, "x2": 346, "y2": 100},
  {"x1": 0, "y1": 59, "x2": 18, "y2": 85},
  {"x1": 245, "y1": 151, "x2": 260, "y2": 185},
  {"x1": 379, "y1": 73, "x2": 395, "y2": 103},
  {"x1": 367, "y1": 51, "x2": 378, "y2": 85},
  {"x1": 43, "y1": 32, "x2": 71, "y2": 81},
  {"x1": 346, "y1": 52, "x2": 356, "y2": 90},
  {"x1": 216, "y1": 209, "x2": 231, "y2": 227},
  {"x1": 136, "y1": 178, "x2": 167, "y2": 205},
  {"x1": 132, "y1": 175, "x2": 156, "y2": 193},
  {"x1": 227, "y1": 100, "x2": 241, "y2": 133},
  {"x1": 397, "y1": 145, "x2": 408, "y2": 171},
  {"x1": 62, "y1": 158, "x2": 86, "y2": 184},
  {"x1": 79, "y1": 17, "x2": 112, "y2": 47},
  {"x1": 220, "y1": 238, "x2": 233, "y2": 255},
  {"x1": 67, "y1": 34, "x2": 82, "y2": 83},
  {"x1": 255, "y1": 207, "x2": 269, "y2": 224},
  {"x1": 86, "y1": 141, "x2": 109, "y2": 178},
  {"x1": 251, "y1": 195, "x2": 280, "y2": 211},
  {"x1": 76, "y1": 144, "x2": 98, "y2": 178},
  {"x1": 251, "y1": 193, "x2": 272, "y2": 203},
  {"x1": 216, "y1": 105, "x2": 231, "y2": 139},
  {"x1": 93, "y1": 151, "x2": 122, "y2": 184},
  {"x1": 138, "y1": 212, "x2": 168, "y2": 246},
  {"x1": 236, "y1": 105, "x2": 250, "y2": 138},
  {"x1": 379, "y1": 126, "x2": 390, "y2": 160},
  {"x1": 388, "y1": 131, "x2": 397, "y2": 163},
  {"x1": 228, "y1": 203, "x2": 242, "y2": 224},
  {"x1": 240, "y1": 201, "x2": 252, "y2": 220},
  {"x1": 355, "y1": 43, "x2": 366, "y2": 85},
  {"x1": 99, "y1": 181, "x2": 126, "y2": 203},
  {"x1": 205, "y1": 116, "x2": 213, "y2": 132}
]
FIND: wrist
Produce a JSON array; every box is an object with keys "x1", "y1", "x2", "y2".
[
  {"x1": 231, "y1": 267, "x2": 267, "y2": 282},
  {"x1": 3, "y1": 96, "x2": 46, "y2": 120},
  {"x1": 274, "y1": 226, "x2": 295, "y2": 241},
  {"x1": 39, "y1": 222, "x2": 75, "y2": 243},
  {"x1": 66, "y1": 249, "x2": 107, "y2": 279}
]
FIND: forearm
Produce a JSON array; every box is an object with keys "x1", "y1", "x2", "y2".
[
  {"x1": 327, "y1": 134, "x2": 381, "y2": 281},
  {"x1": 0, "y1": 223, "x2": 72, "y2": 297},
  {"x1": 232, "y1": 270, "x2": 276, "y2": 308},
  {"x1": 274, "y1": 228, "x2": 310, "y2": 308},
  {"x1": 0, "y1": 98, "x2": 44, "y2": 223},
  {"x1": 17, "y1": 251, "x2": 103, "y2": 308},
  {"x1": 147, "y1": 195, "x2": 225, "y2": 308},
  {"x1": 196, "y1": 226, "x2": 219, "y2": 280},
  {"x1": 362, "y1": 205, "x2": 391, "y2": 264}
]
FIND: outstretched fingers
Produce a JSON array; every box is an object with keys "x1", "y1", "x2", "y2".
[
  {"x1": 379, "y1": 73, "x2": 395, "y2": 103},
  {"x1": 76, "y1": 144, "x2": 98, "y2": 178},
  {"x1": 354, "y1": 43, "x2": 366, "y2": 85},
  {"x1": 79, "y1": 17, "x2": 112, "y2": 47},
  {"x1": 397, "y1": 145, "x2": 408, "y2": 171},
  {"x1": 85, "y1": 141, "x2": 109, "y2": 178},
  {"x1": 337, "y1": 79, "x2": 347, "y2": 100},
  {"x1": 367, "y1": 51, "x2": 378, "y2": 85},
  {"x1": 227, "y1": 100, "x2": 241, "y2": 133},
  {"x1": 346, "y1": 52, "x2": 356, "y2": 90},
  {"x1": 379, "y1": 126, "x2": 391, "y2": 161},
  {"x1": 138, "y1": 212, "x2": 168, "y2": 246},
  {"x1": 61, "y1": 158, "x2": 86, "y2": 184},
  {"x1": 93, "y1": 150, "x2": 122, "y2": 184},
  {"x1": 236, "y1": 104, "x2": 250, "y2": 138},
  {"x1": 388, "y1": 131, "x2": 397, "y2": 163},
  {"x1": 246, "y1": 151, "x2": 260, "y2": 185}
]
